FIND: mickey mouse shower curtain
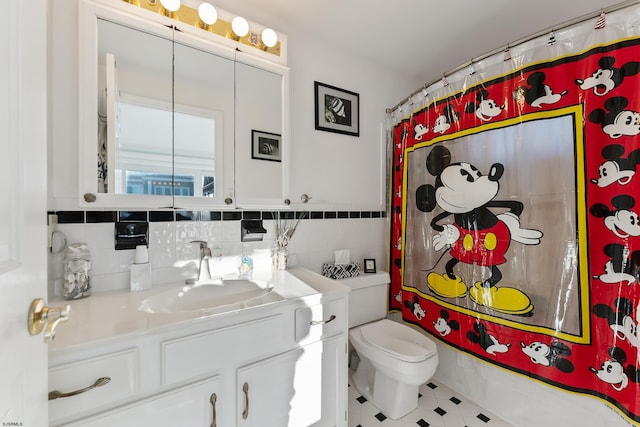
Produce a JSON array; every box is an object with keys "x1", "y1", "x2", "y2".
[{"x1": 388, "y1": 5, "x2": 640, "y2": 424}]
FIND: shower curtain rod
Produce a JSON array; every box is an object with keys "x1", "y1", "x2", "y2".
[{"x1": 386, "y1": 0, "x2": 640, "y2": 113}]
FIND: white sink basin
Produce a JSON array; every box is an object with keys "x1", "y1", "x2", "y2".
[{"x1": 139, "y1": 279, "x2": 281, "y2": 314}]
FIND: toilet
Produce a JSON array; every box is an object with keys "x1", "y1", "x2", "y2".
[{"x1": 338, "y1": 272, "x2": 439, "y2": 420}]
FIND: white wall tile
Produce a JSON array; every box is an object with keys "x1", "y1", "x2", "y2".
[
  {"x1": 56, "y1": 223, "x2": 86, "y2": 246},
  {"x1": 48, "y1": 216, "x2": 389, "y2": 293},
  {"x1": 149, "y1": 222, "x2": 175, "y2": 269},
  {"x1": 222, "y1": 220, "x2": 241, "y2": 242}
]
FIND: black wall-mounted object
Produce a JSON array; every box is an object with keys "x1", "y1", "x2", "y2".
[
  {"x1": 241, "y1": 219, "x2": 267, "y2": 242},
  {"x1": 114, "y1": 221, "x2": 149, "y2": 250}
]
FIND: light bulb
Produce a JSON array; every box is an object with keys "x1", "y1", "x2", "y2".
[
  {"x1": 231, "y1": 16, "x2": 249, "y2": 38},
  {"x1": 160, "y1": 0, "x2": 180, "y2": 12},
  {"x1": 198, "y1": 3, "x2": 217, "y2": 26},
  {"x1": 261, "y1": 28, "x2": 277, "y2": 48}
]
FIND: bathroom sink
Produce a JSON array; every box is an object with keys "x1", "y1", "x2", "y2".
[{"x1": 139, "y1": 279, "x2": 281, "y2": 314}]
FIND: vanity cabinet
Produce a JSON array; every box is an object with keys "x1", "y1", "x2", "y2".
[
  {"x1": 238, "y1": 299, "x2": 347, "y2": 427},
  {"x1": 48, "y1": 272, "x2": 348, "y2": 427}
]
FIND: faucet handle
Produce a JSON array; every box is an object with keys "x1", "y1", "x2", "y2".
[{"x1": 190, "y1": 240, "x2": 208, "y2": 249}]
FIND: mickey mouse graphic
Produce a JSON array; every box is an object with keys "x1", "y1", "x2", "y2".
[
  {"x1": 464, "y1": 89, "x2": 505, "y2": 121},
  {"x1": 588, "y1": 96, "x2": 640, "y2": 139},
  {"x1": 513, "y1": 71, "x2": 568, "y2": 108},
  {"x1": 404, "y1": 296, "x2": 426, "y2": 320},
  {"x1": 432, "y1": 104, "x2": 459, "y2": 134},
  {"x1": 434, "y1": 309, "x2": 460, "y2": 337},
  {"x1": 591, "y1": 144, "x2": 640, "y2": 188},
  {"x1": 593, "y1": 243, "x2": 640, "y2": 286},
  {"x1": 415, "y1": 145, "x2": 543, "y2": 315},
  {"x1": 593, "y1": 297, "x2": 639, "y2": 349},
  {"x1": 467, "y1": 322, "x2": 510, "y2": 355},
  {"x1": 590, "y1": 347, "x2": 640, "y2": 391},
  {"x1": 589, "y1": 195, "x2": 640, "y2": 238},
  {"x1": 575, "y1": 56, "x2": 640, "y2": 97},
  {"x1": 521, "y1": 340, "x2": 574, "y2": 373}
]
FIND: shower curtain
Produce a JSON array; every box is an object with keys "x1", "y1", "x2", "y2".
[{"x1": 387, "y1": 6, "x2": 640, "y2": 424}]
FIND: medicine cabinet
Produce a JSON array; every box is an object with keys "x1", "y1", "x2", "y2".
[{"x1": 79, "y1": 0, "x2": 290, "y2": 209}]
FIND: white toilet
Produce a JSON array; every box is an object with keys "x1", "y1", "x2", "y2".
[{"x1": 339, "y1": 272, "x2": 439, "y2": 420}]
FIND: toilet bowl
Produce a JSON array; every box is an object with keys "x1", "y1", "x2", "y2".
[
  {"x1": 338, "y1": 272, "x2": 439, "y2": 420},
  {"x1": 349, "y1": 319, "x2": 438, "y2": 419}
]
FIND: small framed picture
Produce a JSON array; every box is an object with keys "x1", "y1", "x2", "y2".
[
  {"x1": 251, "y1": 130, "x2": 281, "y2": 162},
  {"x1": 364, "y1": 258, "x2": 376, "y2": 273},
  {"x1": 314, "y1": 81, "x2": 360, "y2": 137}
]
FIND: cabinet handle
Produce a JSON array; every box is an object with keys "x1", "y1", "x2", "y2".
[
  {"x1": 310, "y1": 314, "x2": 336, "y2": 326},
  {"x1": 48, "y1": 377, "x2": 111, "y2": 400},
  {"x1": 224, "y1": 197, "x2": 233, "y2": 205},
  {"x1": 242, "y1": 382, "x2": 249, "y2": 419},
  {"x1": 210, "y1": 393, "x2": 217, "y2": 427}
]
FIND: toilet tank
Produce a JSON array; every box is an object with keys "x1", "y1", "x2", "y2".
[{"x1": 337, "y1": 271, "x2": 391, "y2": 328}]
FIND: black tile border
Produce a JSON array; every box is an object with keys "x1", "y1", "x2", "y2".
[
  {"x1": 52, "y1": 210, "x2": 388, "y2": 223},
  {"x1": 175, "y1": 210, "x2": 199, "y2": 221},
  {"x1": 86, "y1": 211, "x2": 116, "y2": 223},
  {"x1": 56, "y1": 211, "x2": 85, "y2": 224},
  {"x1": 118, "y1": 211, "x2": 147, "y2": 222},
  {"x1": 149, "y1": 211, "x2": 174, "y2": 222},
  {"x1": 222, "y1": 211, "x2": 242, "y2": 221}
]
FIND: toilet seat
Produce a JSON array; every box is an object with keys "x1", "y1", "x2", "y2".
[{"x1": 360, "y1": 319, "x2": 436, "y2": 362}]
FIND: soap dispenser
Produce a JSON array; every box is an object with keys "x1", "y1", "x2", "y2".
[
  {"x1": 238, "y1": 245, "x2": 254, "y2": 279},
  {"x1": 130, "y1": 245, "x2": 152, "y2": 291}
]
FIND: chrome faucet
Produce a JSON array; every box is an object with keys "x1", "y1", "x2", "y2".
[{"x1": 187, "y1": 240, "x2": 213, "y2": 284}]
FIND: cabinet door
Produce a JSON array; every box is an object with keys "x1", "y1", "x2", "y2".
[
  {"x1": 238, "y1": 335, "x2": 346, "y2": 427},
  {"x1": 297, "y1": 335, "x2": 347, "y2": 427},
  {"x1": 66, "y1": 377, "x2": 221, "y2": 427}
]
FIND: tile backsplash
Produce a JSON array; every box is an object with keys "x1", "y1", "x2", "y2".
[{"x1": 48, "y1": 210, "x2": 388, "y2": 297}]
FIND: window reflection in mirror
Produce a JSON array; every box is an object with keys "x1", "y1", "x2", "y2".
[
  {"x1": 173, "y1": 39, "x2": 232, "y2": 201},
  {"x1": 98, "y1": 18, "x2": 173, "y2": 194},
  {"x1": 98, "y1": 18, "x2": 230, "y2": 200},
  {"x1": 117, "y1": 99, "x2": 218, "y2": 197}
]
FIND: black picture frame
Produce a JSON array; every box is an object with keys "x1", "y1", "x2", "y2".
[
  {"x1": 314, "y1": 81, "x2": 360, "y2": 137},
  {"x1": 251, "y1": 130, "x2": 281, "y2": 162},
  {"x1": 364, "y1": 258, "x2": 376, "y2": 273}
]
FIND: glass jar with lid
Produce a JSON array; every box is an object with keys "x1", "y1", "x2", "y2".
[{"x1": 63, "y1": 243, "x2": 92, "y2": 300}]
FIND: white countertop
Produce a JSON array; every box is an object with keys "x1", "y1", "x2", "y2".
[{"x1": 48, "y1": 268, "x2": 349, "y2": 353}]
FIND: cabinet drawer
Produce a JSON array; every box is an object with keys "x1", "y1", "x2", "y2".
[
  {"x1": 295, "y1": 299, "x2": 346, "y2": 343},
  {"x1": 162, "y1": 314, "x2": 285, "y2": 385},
  {"x1": 49, "y1": 349, "x2": 138, "y2": 426},
  {"x1": 64, "y1": 377, "x2": 220, "y2": 427}
]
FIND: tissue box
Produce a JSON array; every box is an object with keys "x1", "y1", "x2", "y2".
[{"x1": 322, "y1": 262, "x2": 360, "y2": 279}]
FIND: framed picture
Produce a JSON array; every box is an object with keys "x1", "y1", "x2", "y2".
[
  {"x1": 364, "y1": 258, "x2": 376, "y2": 273},
  {"x1": 251, "y1": 130, "x2": 281, "y2": 162},
  {"x1": 314, "y1": 81, "x2": 359, "y2": 137}
]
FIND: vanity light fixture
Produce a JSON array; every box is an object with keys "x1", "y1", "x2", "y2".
[
  {"x1": 231, "y1": 16, "x2": 249, "y2": 40},
  {"x1": 120, "y1": 0, "x2": 283, "y2": 58},
  {"x1": 261, "y1": 28, "x2": 278, "y2": 49},
  {"x1": 197, "y1": 2, "x2": 217, "y2": 29},
  {"x1": 159, "y1": 0, "x2": 180, "y2": 17}
]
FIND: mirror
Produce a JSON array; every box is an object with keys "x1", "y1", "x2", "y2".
[
  {"x1": 235, "y1": 61, "x2": 286, "y2": 206},
  {"x1": 79, "y1": 1, "x2": 288, "y2": 209}
]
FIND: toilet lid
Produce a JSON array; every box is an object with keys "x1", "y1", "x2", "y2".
[{"x1": 360, "y1": 319, "x2": 437, "y2": 362}]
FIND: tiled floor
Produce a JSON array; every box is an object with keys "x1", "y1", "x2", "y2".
[{"x1": 348, "y1": 371, "x2": 513, "y2": 427}]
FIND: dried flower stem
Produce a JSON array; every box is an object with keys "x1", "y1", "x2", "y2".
[{"x1": 274, "y1": 211, "x2": 307, "y2": 249}]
